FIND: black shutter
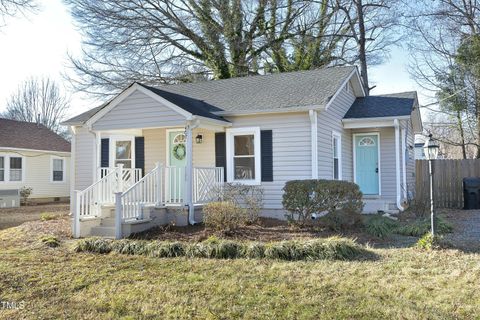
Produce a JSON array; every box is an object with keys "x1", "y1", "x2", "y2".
[
  {"x1": 261, "y1": 130, "x2": 273, "y2": 182},
  {"x1": 135, "y1": 137, "x2": 145, "y2": 176},
  {"x1": 100, "y1": 138, "x2": 109, "y2": 168},
  {"x1": 215, "y1": 132, "x2": 227, "y2": 182}
]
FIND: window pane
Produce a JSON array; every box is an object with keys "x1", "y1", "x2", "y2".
[
  {"x1": 116, "y1": 141, "x2": 131, "y2": 159},
  {"x1": 10, "y1": 157, "x2": 22, "y2": 169},
  {"x1": 334, "y1": 159, "x2": 339, "y2": 180},
  {"x1": 0, "y1": 157, "x2": 3, "y2": 169},
  {"x1": 0, "y1": 170, "x2": 3, "y2": 181},
  {"x1": 53, "y1": 159, "x2": 63, "y2": 171},
  {"x1": 10, "y1": 170, "x2": 21, "y2": 181},
  {"x1": 53, "y1": 171, "x2": 63, "y2": 181},
  {"x1": 234, "y1": 135, "x2": 254, "y2": 156},
  {"x1": 333, "y1": 137, "x2": 338, "y2": 158},
  {"x1": 234, "y1": 157, "x2": 255, "y2": 180}
]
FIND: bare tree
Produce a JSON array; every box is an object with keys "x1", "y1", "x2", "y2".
[
  {"x1": 3, "y1": 77, "x2": 70, "y2": 135},
  {"x1": 64, "y1": 0, "x2": 401, "y2": 97},
  {"x1": 406, "y1": 0, "x2": 480, "y2": 158},
  {"x1": 0, "y1": 0, "x2": 36, "y2": 26},
  {"x1": 336, "y1": 0, "x2": 401, "y2": 94}
]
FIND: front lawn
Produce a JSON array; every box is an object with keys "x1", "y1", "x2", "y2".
[{"x1": 0, "y1": 215, "x2": 480, "y2": 319}]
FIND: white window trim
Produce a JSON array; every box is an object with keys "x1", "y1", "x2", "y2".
[
  {"x1": 109, "y1": 135, "x2": 135, "y2": 169},
  {"x1": 50, "y1": 156, "x2": 66, "y2": 183},
  {"x1": 226, "y1": 127, "x2": 261, "y2": 186},
  {"x1": 0, "y1": 154, "x2": 26, "y2": 183},
  {"x1": 332, "y1": 131, "x2": 342, "y2": 180}
]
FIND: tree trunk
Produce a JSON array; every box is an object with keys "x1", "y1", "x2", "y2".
[
  {"x1": 456, "y1": 111, "x2": 467, "y2": 159},
  {"x1": 356, "y1": 0, "x2": 369, "y2": 95}
]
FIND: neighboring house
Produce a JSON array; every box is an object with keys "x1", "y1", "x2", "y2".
[
  {"x1": 0, "y1": 118, "x2": 71, "y2": 204},
  {"x1": 415, "y1": 142, "x2": 426, "y2": 160},
  {"x1": 63, "y1": 66, "x2": 422, "y2": 238}
]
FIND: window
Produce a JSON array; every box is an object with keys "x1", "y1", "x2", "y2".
[
  {"x1": 115, "y1": 140, "x2": 132, "y2": 168},
  {"x1": 52, "y1": 158, "x2": 64, "y2": 182},
  {"x1": 332, "y1": 132, "x2": 342, "y2": 180},
  {"x1": 9, "y1": 157, "x2": 22, "y2": 181},
  {"x1": 226, "y1": 127, "x2": 261, "y2": 185},
  {"x1": 0, "y1": 157, "x2": 4, "y2": 182}
]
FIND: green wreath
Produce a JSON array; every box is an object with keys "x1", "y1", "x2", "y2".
[{"x1": 173, "y1": 143, "x2": 186, "y2": 160}]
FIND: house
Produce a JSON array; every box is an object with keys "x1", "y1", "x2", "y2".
[
  {"x1": 63, "y1": 66, "x2": 422, "y2": 238},
  {"x1": 0, "y1": 118, "x2": 71, "y2": 205}
]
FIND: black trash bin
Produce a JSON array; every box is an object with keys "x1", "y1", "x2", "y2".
[{"x1": 463, "y1": 178, "x2": 480, "y2": 209}]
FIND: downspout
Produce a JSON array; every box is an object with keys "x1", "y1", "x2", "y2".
[
  {"x1": 394, "y1": 119, "x2": 404, "y2": 212},
  {"x1": 401, "y1": 126, "x2": 407, "y2": 199},
  {"x1": 309, "y1": 110, "x2": 319, "y2": 179}
]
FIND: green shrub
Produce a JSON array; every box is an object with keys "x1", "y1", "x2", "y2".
[
  {"x1": 40, "y1": 212, "x2": 58, "y2": 221},
  {"x1": 364, "y1": 215, "x2": 398, "y2": 238},
  {"x1": 282, "y1": 179, "x2": 364, "y2": 227},
  {"x1": 416, "y1": 233, "x2": 443, "y2": 250},
  {"x1": 203, "y1": 201, "x2": 247, "y2": 232},
  {"x1": 73, "y1": 237, "x2": 370, "y2": 261},
  {"x1": 40, "y1": 235, "x2": 60, "y2": 248},
  {"x1": 394, "y1": 216, "x2": 453, "y2": 237}
]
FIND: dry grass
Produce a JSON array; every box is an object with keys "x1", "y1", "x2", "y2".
[
  {"x1": 0, "y1": 204, "x2": 69, "y2": 230},
  {"x1": 0, "y1": 214, "x2": 479, "y2": 319}
]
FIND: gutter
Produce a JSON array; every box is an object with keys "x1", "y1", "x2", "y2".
[{"x1": 394, "y1": 119, "x2": 404, "y2": 212}]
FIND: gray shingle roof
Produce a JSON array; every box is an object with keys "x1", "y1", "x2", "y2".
[
  {"x1": 344, "y1": 91, "x2": 417, "y2": 119},
  {"x1": 0, "y1": 118, "x2": 71, "y2": 152},
  {"x1": 64, "y1": 66, "x2": 356, "y2": 124}
]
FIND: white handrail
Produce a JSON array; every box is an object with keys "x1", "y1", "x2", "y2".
[
  {"x1": 193, "y1": 167, "x2": 224, "y2": 204},
  {"x1": 76, "y1": 167, "x2": 120, "y2": 220},
  {"x1": 120, "y1": 163, "x2": 163, "y2": 221}
]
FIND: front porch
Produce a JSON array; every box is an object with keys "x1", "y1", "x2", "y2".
[{"x1": 73, "y1": 123, "x2": 226, "y2": 238}]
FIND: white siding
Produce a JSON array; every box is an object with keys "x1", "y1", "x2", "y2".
[
  {"x1": 0, "y1": 149, "x2": 70, "y2": 198},
  {"x1": 404, "y1": 119, "x2": 416, "y2": 197},
  {"x1": 144, "y1": 128, "x2": 166, "y2": 172},
  {"x1": 74, "y1": 126, "x2": 95, "y2": 190},
  {"x1": 92, "y1": 91, "x2": 186, "y2": 130},
  {"x1": 317, "y1": 83, "x2": 356, "y2": 181},
  {"x1": 225, "y1": 113, "x2": 311, "y2": 209}
]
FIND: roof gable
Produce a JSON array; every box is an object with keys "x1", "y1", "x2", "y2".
[{"x1": 0, "y1": 118, "x2": 70, "y2": 152}]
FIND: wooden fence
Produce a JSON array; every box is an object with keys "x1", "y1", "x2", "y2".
[{"x1": 416, "y1": 159, "x2": 480, "y2": 209}]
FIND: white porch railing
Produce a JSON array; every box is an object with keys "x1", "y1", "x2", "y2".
[
  {"x1": 121, "y1": 163, "x2": 163, "y2": 221},
  {"x1": 193, "y1": 167, "x2": 224, "y2": 204},
  {"x1": 99, "y1": 167, "x2": 142, "y2": 186},
  {"x1": 75, "y1": 167, "x2": 120, "y2": 220},
  {"x1": 165, "y1": 166, "x2": 185, "y2": 205}
]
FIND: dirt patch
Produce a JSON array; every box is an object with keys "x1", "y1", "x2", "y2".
[{"x1": 0, "y1": 204, "x2": 69, "y2": 230}]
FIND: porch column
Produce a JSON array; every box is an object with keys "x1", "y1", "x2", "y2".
[{"x1": 185, "y1": 122, "x2": 195, "y2": 224}]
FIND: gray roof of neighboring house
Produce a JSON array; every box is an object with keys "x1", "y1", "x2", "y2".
[
  {"x1": 64, "y1": 66, "x2": 357, "y2": 125},
  {"x1": 344, "y1": 91, "x2": 417, "y2": 119},
  {"x1": 0, "y1": 118, "x2": 71, "y2": 152}
]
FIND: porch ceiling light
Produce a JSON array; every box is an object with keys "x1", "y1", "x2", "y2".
[
  {"x1": 423, "y1": 134, "x2": 439, "y2": 160},
  {"x1": 196, "y1": 134, "x2": 203, "y2": 144}
]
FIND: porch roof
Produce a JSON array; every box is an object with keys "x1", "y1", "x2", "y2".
[{"x1": 344, "y1": 92, "x2": 417, "y2": 119}]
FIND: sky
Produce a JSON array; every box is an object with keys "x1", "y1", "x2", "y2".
[{"x1": 0, "y1": 0, "x2": 430, "y2": 120}]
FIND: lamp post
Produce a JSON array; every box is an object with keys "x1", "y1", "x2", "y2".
[{"x1": 423, "y1": 134, "x2": 440, "y2": 236}]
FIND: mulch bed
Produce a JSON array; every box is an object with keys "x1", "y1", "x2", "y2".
[{"x1": 129, "y1": 217, "x2": 405, "y2": 246}]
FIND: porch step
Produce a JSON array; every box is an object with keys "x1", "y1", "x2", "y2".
[{"x1": 90, "y1": 226, "x2": 115, "y2": 238}]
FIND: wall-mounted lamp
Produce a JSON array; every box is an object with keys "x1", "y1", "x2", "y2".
[{"x1": 196, "y1": 134, "x2": 203, "y2": 144}]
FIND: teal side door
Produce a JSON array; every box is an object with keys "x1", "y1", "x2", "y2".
[
  {"x1": 168, "y1": 131, "x2": 187, "y2": 202},
  {"x1": 355, "y1": 134, "x2": 379, "y2": 195}
]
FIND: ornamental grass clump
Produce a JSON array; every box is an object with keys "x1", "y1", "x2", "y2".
[
  {"x1": 394, "y1": 216, "x2": 453, "y2": 237},
  {"x1": 74, "y1": 237, "x2": 370, "y2": 261},
  {"x1": 364, "y1": 215, "x2": 399, "y2": 238}
]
